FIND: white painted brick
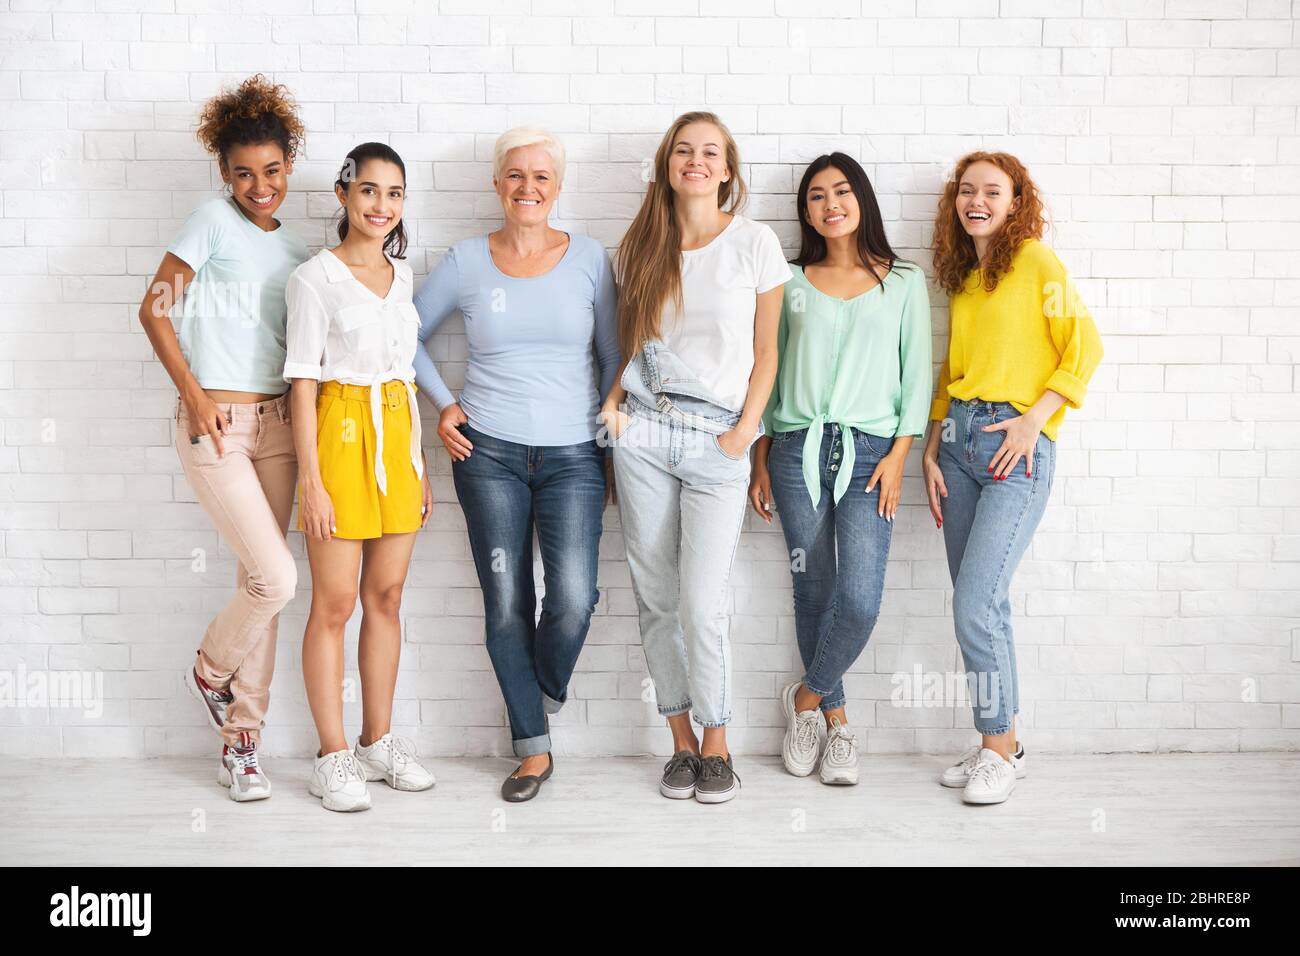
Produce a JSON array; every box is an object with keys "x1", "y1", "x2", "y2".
[{"x1": 0, "y1": 7, "x2": 1295, "y2": 759}]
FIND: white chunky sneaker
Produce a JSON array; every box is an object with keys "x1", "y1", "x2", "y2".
[
  {"x1": 818, "y1": 717, "x2": 859, "y2": 785},
  {"x1": 961, "y1": 748, "x2": 1017, "y2": 805},
  {"x1": 780, "y1": 681, "x2": 822, "y2": 777},
  {"x1": 217, "y1": 733, "x2": 271, "y2": 802},
  {"x1": 354, "y1": 733, "x2": 435, "y2": 792},
  {"x1": 308, "y1": 749, "x2": 371, "y2": 812},
  {"x1": 940, "y1": 743, "x2": 1026, "y2": 788}
]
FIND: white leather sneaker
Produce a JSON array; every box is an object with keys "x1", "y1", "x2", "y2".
[
  {"x1": 961, "y1": 748, "x2": 1017, "y2": 805},
  {"x1": 780, "y1": 681, "x2": 822, "y2": 777},
  {"x1": 818, "y1": 717, "x2": 859, "y2": 785},
  {"x1": 308, "y1": 749, "x2": 371, "y2": 812},
  {"x1": 940, "y1": 743, "x2": 1026, "y2": 788},
  {"x1": 217, "y1": 734, "x2": 271, "y2": 802},
  {"x1": 354, "y1": 733, "x2": 435, "y2": 792}
]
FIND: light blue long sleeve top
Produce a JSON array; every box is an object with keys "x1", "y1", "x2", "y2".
[{"x1": 412, "y1": 232, "x2": 621, "y2": 447}]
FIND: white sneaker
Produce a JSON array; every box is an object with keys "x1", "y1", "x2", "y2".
[
  {"x1": 961, "y1": 748, "x2": 1017, "y2": 805},
  {"x1": 818, "y1": 717, "x2": 859, "y2": 785},
  {"x1": 217, "y1": 735, "x2": 271, "y2": 802},
  {"x1": 940, "y1": 743, "x2": 1026, "y2": 788},
  {"x1": 308, "y1": 749, "x2": 371, "y2": 812},
  {"x1": 780, "y1": 681, "x2": 822, "y2": 777},
  {"x1": 354, "y1": 733, "x2": 435, "y2": 792}
]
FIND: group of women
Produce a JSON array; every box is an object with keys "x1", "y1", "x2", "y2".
[{"x1": 138, "y1": 75, "x2": 1102, "y2": 812}]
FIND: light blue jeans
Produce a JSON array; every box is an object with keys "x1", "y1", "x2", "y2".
[
  {"x1": 938, "y1": 397, "x2": 1056, "y2": 735},
  {"x1": 612, "y1": 344, "x2": 756, "y2": 728}
]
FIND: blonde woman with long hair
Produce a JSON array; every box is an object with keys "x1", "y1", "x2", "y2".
[{"x1": 602, "y1": 112, "x2": 791, "y2": 804}]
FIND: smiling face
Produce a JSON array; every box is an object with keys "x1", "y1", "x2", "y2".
[
  {"x1": 495, "y1": 144, "x2": 558, "y2": 227},
  {"x1": 336, "y1": 158, "x2": 405, "y2": 242},
  {"x1": 666, "y1": 121, "x2": 730, "y2": 199},
  {"x1": 220, "y1": 142, "x2": 292, "y2": 222},
  {"x1": 803, "y1": 165, "x2": 860, "y2": 241},
  {"x1": 955, "y1": 160, "x2": 1018, "y2": 241}
]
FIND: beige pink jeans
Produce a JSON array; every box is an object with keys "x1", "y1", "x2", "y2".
[{"x1": 175, "y1": 392, "x2": 298, "y2": 746}]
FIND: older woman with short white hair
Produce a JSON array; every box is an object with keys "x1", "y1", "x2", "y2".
[{"x1": 412, "y1": 127, "x2": 620, "y2": 802}]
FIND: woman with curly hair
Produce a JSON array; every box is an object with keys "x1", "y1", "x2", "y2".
[
  {"x1": 923, "y1": 151, "x2": 1103, "y2": 805},
  {"x1": 137, "y1": 75, "x2": 309, "y2": 802}
]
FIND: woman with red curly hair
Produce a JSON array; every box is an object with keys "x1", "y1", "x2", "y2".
[
  {"x1": 922, "y1": 152, "x2": 1103, "y2": 806},
  {"x1": 137, "y1": 75, "x2": 310, "y2": 802}
]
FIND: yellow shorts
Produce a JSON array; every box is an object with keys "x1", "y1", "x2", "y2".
[{"x1": 302, "y1": 380, "x2": 423, "y2": 540}]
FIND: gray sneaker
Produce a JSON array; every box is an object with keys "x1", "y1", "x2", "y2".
[
  {"x1": 660, "y1": 750, "x2": 702, "y2": 800},
  {"x1": 694, "y1": 754, "x2": 740, "y2": 804},
  {"x1": 185, "y1": 666, "x2": 232, "y2": 736}
]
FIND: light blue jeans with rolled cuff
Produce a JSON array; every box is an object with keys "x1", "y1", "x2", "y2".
[
  {"x1": 938, "y1": 397, "x2": 1056, "y2": 736},
  {"x1": 612, "y1": 346, "x2": 756, "y2": 729}
]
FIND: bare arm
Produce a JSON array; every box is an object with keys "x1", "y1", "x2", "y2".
[
  {"x1": 137, "y1": 252, "x2": 229, "y2": 455},
  {"x1": 720, "y1": 284, "x2": 783, "y2": 457},
  {"x1": 288, "y1": 377, "x2": 334, "y2": 541}
]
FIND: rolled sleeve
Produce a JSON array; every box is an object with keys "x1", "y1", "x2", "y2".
[
  {"x1": 282, "y1": 270, "x2": 326, "y2": 381},
  {"x1": 897, "y1": 267, "x2": 933, "y2": 438}
]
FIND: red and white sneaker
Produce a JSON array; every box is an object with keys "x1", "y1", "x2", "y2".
[
  {"x1": 185, "y1": 666, "x2": 233, "y2": 736},
  {"x1": 218, "y1": 733, "x2": 272, "y2": 802}
]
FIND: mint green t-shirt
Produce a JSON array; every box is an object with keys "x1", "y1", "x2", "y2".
[
  {"x1": 167, "y1": 197, "x2": 310, "y2": 393},
  {"x1": 762, "y1": 261, "x2": 933, "y2": 507}
]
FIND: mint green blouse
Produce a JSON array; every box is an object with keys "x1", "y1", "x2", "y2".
[{"x1": 762, "y1": 262, "x2": 933, "y2": 507}]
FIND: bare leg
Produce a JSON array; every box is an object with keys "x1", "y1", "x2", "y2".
[
  {"x1": 357, "y1": 531, "x2": 417, "y2": 747},
  {"x1": 303, "y1": 535, "x2": 363, "y2": 756},
  {"x1": 666, "y1": 712, "x2": 700, "y2": 755}
]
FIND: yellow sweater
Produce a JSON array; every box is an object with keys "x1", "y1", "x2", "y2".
[{"x1": 929, "y1": 239, "x2": 1103, "y2": 441}]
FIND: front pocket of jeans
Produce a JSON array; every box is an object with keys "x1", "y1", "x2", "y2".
[
  {"x1": 860, "y1": 432, "x2": 894, "y2": 457},
  {"x1": 711, "y1": 432, "x2": 747, "y2": 461}
]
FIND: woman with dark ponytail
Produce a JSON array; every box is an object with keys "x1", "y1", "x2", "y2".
[
  {"x1": 138, "y1": 74, "x2": 309, "y2": 802},
  {"x1": 749, "y1": 152, "x2": 932, "y2": 787},
  {"x1": 283, "y1": 142, "x2": 435, "y2": 812}
]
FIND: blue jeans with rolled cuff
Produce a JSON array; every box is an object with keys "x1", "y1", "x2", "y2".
[
  {"x1": 937, "y1": 397, "x2": 1056, "y2": 736},
  {"x1": 452, "y1": 423, "x2": 605, "y2": 758},
  {"x1": 767, "y1": 423, "x2": 895, "y2": 712}
]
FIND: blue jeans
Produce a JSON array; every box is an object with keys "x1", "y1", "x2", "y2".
[
  {"x1": 767, "y1": 424, "x2": 894, "y2": 711},
  {"x1": 451, "y1": 423, "x2": 605, "y2": 757},
  {"x1": 938, "y1": 398, "x2": 1056, "y2": 735},
  {"x1": 612, "y1": 344, "x2": 755, "y2": 728}
]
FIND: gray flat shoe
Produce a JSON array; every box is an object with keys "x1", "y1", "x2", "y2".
[{"x1": 501, "y1": 753, "x2": 554, "y2": 803}]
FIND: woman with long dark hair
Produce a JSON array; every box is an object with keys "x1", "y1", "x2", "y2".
[
  {"x1": 284, "y1": 142, "x2": 436, "y2": 812},
  {"x1": 749, "y1": 152, "x2": 931, "y2": 785}
]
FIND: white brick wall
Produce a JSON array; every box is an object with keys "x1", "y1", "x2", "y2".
[{"x1": 1, "y1": 2, "x2": 1298, "y2": 759}]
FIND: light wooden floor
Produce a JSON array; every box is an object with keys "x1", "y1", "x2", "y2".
[{"x1": 4, "y1": 754, "x2": 1298, "y2": 866}]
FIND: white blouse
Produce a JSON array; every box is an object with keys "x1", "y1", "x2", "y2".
[{"x1": 284, "y1": 247, "x2": 424, "y2": 496}]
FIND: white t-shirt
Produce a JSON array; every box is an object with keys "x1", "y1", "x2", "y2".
[{"x1": 659, "y1": 214, "x2": 793, "y2": 411}]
